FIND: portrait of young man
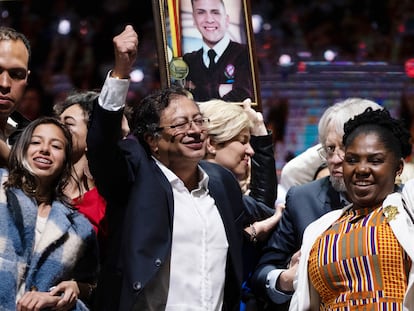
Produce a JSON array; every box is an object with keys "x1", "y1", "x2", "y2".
[{"x1": 182, "y1": 0, "x2": 254, "y2": 102}]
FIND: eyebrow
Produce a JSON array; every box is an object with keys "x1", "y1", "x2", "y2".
[
  {"x1": 170, "y1": 113, "x2": 203, "y2": 121},
  {"x1": 31, "y1": 135, "x2": 65, "y2": 144},
  {"x1": 62, "y1": 115, "x2": 76, "y2": 122}
]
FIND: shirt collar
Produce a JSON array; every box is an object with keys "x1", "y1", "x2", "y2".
[
  {"x1": 153, "y1": 156, "x2": 209, "y2": 192},
  {"x1": 202, "y1": 34, "x2": 230, "y2": 65}
]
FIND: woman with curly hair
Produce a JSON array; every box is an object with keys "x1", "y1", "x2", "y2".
[{"x1": 289, "y1": 107, "x2": 414, "y2": 310}]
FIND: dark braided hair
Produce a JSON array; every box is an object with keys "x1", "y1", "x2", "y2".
[{"x1": 343, "y1": 107, "x2": 412, "y2": 159}]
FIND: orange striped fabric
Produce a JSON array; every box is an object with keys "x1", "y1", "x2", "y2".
[{"x1": 308, "y1": 206, "x2": 411, "y2": 310}]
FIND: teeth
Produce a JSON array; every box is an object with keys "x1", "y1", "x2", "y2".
[
  {"x1": 355, "y1": 181, "x2": 370, "y2": 186},
  {"x1": 35, "y1": 158, "x2": 51, "y2": 164}
]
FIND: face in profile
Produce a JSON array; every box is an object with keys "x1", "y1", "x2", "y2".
[
  {"x1": 0, "y1": 40, "x2": 29, "y2": 120},
  {"x1": 59, "y1": 104, "x2": 88, "y2": 160},
  {"x1": 208, "y1": 128, "x2": 254, "y2": 181},
  {"x1": 342, "y1": 132, "x2": 402, "y2": 209},
  {"x1": 26, "y1": 123, "x2": 67, "y2": 185},
  {"x1": 324, "y1": 130, "x2": 346, "y2": 192},
  {"x1": 192, "y1": 0, "x2": 230, "y2": 48}
]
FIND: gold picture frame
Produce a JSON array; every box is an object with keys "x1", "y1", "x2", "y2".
[{"x1": 152, "y1": 0, "x2": 262, "y2": 109}]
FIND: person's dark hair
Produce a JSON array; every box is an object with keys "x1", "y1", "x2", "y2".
[
  {"x1": 6, "y1": 117, "x2": 74, "y2": 205},
  {"x1": 0, "y1": 26, "x2": 31, "y2": 62},
  {"x1": 191, "y1": 0, "x2": 225, "y2": 7},
  {"x1": 129, "y1": 85, "x2": 192, "y2": 152},
  {"x1": 343, "y1": 107, "x2": 412, "y2": 159},
  {"x1": 53, "y1": 91, "x2": 99, "y2": 123}
]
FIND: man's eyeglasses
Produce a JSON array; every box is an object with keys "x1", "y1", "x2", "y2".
[
  {"x1": 318, "y1": 145, "x2": 345, "y2": 160},
  {"x1": 156, "y1": 117, "x2": 210, "y2": 132}
]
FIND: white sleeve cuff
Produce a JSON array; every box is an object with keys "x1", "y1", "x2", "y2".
[
  {"x1": 98, "y1": 71, "x2": 130, "y2": 111},
  {"x1": 265, "y1": 269, "x2": 293, "y2": 304}
]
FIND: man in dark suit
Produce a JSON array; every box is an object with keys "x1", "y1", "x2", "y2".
[
  {"x1": 183, "y1": 0, "x2": 252, "y2": 102},
  {"x1": 87, "y1": 25, "x2": 246, "y2": 310},
  {"x1": 250, "y1": 98, "x2": 383, "y2": 310}
]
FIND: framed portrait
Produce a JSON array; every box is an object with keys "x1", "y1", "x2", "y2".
[{"x1": 152, "y1": 0, "x2": 262, "y2": 109}]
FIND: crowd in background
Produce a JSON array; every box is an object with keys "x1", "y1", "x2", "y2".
[{"x1": 1, "y1": 0, "x2": 414, "y2": 122}]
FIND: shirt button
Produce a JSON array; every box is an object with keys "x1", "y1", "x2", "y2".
[
  {"x1": 155, "y1": 258, "x2": 162, "y2": 267},
  {"x1": 132, "y1": 281, "x2": 142, "y2": 291}
]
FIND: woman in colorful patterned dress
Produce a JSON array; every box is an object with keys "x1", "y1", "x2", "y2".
[{"x1": 289, "y1": 107, "x2": 414, "y2": 310}]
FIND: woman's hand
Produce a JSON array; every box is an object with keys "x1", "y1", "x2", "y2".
[
  {"x1": 242, "y1": 98, "x2": 268, "y2": 136},
  {"x1": 244, "y1": 203, "x2": 285, "y2": 242},
  {"x1": 49, "y1": 280, "x2": 79, "y2": 310},
  {"x1": 17, "y1": 291, "x2": 62, "y2": 311},
  {"x1": 277, "y1": 250, "x2": 301, "y2": 292}
]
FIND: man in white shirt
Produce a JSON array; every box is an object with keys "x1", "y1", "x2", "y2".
[{"x1": 88, "y1": 25, "x2": 246, "y2": 310}]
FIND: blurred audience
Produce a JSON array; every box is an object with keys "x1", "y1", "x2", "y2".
[
  {"x1": 17, "y1": 73, "x2": 53, "y2": 121},
  {"x1": 3, "y1": 0, "x2": 414, "y2": 106}
]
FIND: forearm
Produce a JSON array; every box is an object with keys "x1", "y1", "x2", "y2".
[
  {"x1": 244, "y1": 205, "x2": 283, "y2": 242},
  {"x1": 249, "y1": 134, "x2": 278, "y2": 206}
]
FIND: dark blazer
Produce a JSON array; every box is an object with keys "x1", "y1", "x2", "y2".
[
  {"x1": 87, "y1": 103, "x2": 245, "y2": 311},
  {"x1": 183, "y1": 41, "x2": 252, "y2": 102},
  {"x1": 250, "y1": 176, "x2": 344, "y2": 309}
]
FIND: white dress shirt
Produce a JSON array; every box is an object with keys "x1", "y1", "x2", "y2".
[{"x1": 156, "y1": 158, "x2": 228, "y2": 310}]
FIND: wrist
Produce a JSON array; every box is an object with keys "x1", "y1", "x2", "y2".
[
  {"x1": 110, "y1": 70, "x2": 130, "y2": 80},
  {"x1": 277, "y1": 271, "x2": 294, "y2": 292},
  {"x1": 249, "y1": 223, "x2": 257, "y2": 244}
]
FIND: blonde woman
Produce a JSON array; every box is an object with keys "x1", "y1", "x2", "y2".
[{"x1": 199, "y1": 99, "x2": 282, "y2": 307}]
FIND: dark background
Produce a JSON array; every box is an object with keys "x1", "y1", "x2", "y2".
[{"x1": 1, "y1": 0, "x2": 414, "y2": 168}]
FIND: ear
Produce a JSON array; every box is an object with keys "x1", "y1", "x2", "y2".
[
  {"x1": 396, "y1": 158, "x2": 404, "y2": 177},
  {"x1": 144, "y1": 133, "x2": 159, "y2": 154},
  {"x1": 206, "y1": 136, "x2": 216, "y2": 155}
]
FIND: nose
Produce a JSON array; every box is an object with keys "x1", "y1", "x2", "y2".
[
  {"x1": 355, "y1": 163, "x2": 370, "y2": 177},
  {"x1": 245, "y1": 142, "x2": 254, "y2": 157},
  {"x1": 187, "y1": 120, "x2": 203, "y2": 132},
  {"x1": 39, "y1": 143, "x2": 51, "y2": 154},
  {"x1": 0, "y1": 71, "x2": 11, "y2": 90},
  {"x1": 329, "y1": 152, "x2": 344, "y2": 164},
  {"x1": 206, "y1": 12, "x2": 215, "y2": 23}
]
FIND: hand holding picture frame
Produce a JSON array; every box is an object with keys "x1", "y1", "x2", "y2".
[{"x1": 152, "y1": 0, "x2": 262, "y2": 109}]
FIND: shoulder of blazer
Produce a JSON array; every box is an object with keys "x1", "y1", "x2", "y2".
[
  {"x1": 199, "y1": 161, "x2": 242, "y2": 202},
  {"x1": 287, "y1": 176, "x2": 330, "y2": 199},
  {"x1": 200, "y1": 160, "x2": 234, "y2": 181}
]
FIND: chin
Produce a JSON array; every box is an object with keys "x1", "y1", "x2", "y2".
[{"x1": 330, "y1": 176, "x2": 346, "y2": 192}]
